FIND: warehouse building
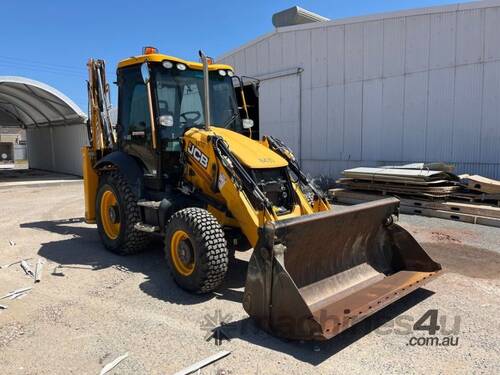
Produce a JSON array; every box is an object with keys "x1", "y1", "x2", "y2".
[
  {"x1": 0, "y1": 76, "x2": 87, "y2": 175},
  {"x1": 218, "y1": 0, "x2": 500, "y2": 179}
]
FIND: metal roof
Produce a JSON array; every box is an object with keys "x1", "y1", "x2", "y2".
[
  {"x1": 217, "y1": 0, "x2": 500, "y2": 62},
  {"x1": 0, "y1": 76, "x2": 86, "y2": 128}
]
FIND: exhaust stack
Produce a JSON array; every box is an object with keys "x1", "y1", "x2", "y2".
[{"x1": 199, "y1": 50, "x2": 211, "y2": 131}]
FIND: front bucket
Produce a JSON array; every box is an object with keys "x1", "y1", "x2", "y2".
[{"x1": 243, "y1": 197, "x2": 441, "y2": 340}]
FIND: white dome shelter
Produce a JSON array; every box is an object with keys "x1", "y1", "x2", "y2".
[{"x1": 0, "y1": 76, "x2": 87, "y2": 175}]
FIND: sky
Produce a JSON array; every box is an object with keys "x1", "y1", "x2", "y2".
[{"x1": 0, "y1": 0, "x2": 462, "y2": 110}]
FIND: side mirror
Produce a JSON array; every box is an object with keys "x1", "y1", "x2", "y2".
[
  {"x1": 140, "y1": 62, "x2": 150, "y2": 84},
  {"x1": 251, "y1": 82, "x2": 259, "y2": 96},
  {"x1": 159, "y1": 115, "x2": 174, "y2": 127},
  {"x1": 242, "y1": 119, "x2": 254, "y2": 129}
]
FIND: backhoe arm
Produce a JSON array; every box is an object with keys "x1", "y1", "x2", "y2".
[{"x1": 82, "y1": 58, "x2": 116, "y2": 223}]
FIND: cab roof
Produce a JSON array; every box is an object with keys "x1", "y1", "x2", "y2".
[{"x1": 117, "y1": 53, "x2": 233, "y2": 71}]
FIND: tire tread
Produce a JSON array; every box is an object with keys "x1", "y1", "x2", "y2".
[
  {"x1": 165, "y1": 208, "x2": 228, "y2": 292},
  {"x1": 97, "y1": 171, "x2": 149, "y2": 255}
]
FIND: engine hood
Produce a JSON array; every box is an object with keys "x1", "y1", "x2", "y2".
[{"x1": 210, "y1": 127, "x2": 287, "y2": 169}]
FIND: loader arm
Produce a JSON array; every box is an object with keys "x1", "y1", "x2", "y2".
[
  {"x1": 262, "y1": 135, "x2": 330, "y2": 211},
  {"x1": 181, "y1": 127, "x2": 329, "y2": 248},
  {"x1": 181, "y1": 129, "x2": 277, "y2": 247}
]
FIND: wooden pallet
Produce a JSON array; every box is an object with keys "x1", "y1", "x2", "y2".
[
  {"x1": 337, "y1": 179, "x2": 460, "y2": 197},
  {"x1": 461, "y1": 174, "x2": 500, "y2": 195},
  {"x1": 450, "y1": 191, "x2": 500, "y2": 204},
  {"x1": 329, "y1": 189, "x2": 500, "y2": 228}
]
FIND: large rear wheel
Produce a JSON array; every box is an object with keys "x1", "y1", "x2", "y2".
[
  {"x1": 165, "y1": 208, "x2": 228, "y2": 293},
  {"x1": 96, "y1": 171, "x2": 149, "y2": 255}
]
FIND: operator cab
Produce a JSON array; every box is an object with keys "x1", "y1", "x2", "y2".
[
  {"x1": 153, "y1": 61, "x2": 242, "y2": 150},
  {"x1": 115, "y1": 48, "x2": 255, "y2": 186}
]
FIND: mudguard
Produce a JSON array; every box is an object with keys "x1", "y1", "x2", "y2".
[{"x1": 94, "y1": 151, "x2": 144, "y2": 197}]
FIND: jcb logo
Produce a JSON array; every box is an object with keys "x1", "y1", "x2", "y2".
[{"x1": 187, "y1": 143, "x2": 209, "y2": 169}]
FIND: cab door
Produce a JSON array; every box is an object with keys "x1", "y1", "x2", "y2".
[{"x1": 117, "y1": 65, "x2": 157, "y2": 173}]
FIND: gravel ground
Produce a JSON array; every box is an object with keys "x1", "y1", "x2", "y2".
[{"x1": 0, "y1": 182, "x2": 499, "y2": 374}]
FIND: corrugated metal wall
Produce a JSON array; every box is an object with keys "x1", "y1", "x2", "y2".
[
  {"x1": 26, "y1": 124, "x2": 87, "y2": 175},
  {"x1": 218, "y1": 1, "x2": 500, "y2": 179}
]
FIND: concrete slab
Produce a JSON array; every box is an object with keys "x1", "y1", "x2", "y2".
[
  {"x1": 0, "y1": 184, "x2": 498, "y2": 374},
  {"x1": 0, "y1": 169, "x2": 81, "y2": 189}
]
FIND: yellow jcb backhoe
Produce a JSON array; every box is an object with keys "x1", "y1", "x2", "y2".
[{"x1": 82, "y1": 47, "x2": 441, "y2": 340}]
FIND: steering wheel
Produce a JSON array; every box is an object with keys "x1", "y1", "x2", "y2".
[{"x1": 180, "y1": 111, "x2": 201, "y2": 126}]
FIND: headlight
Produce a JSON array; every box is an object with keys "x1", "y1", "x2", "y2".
[
  {"x1": 176, "y1": 63, "x2": 186, "y2": 71},
  {"x1": 162, "y1": 61, "x2": 173, "y2": 69}
]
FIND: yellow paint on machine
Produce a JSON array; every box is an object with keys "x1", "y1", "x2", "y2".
[
  {"x1": 118, "y1": 53, "x2": 234, "y2": 71},
  {"x1": 210, "y1": 127, "x2": 288, "y2": 169},
  {"x1": 182, "y1": 127, "x2": 323, "y2": 247},
  {"x1": 81, "y1": 146, "x2": 98, "y2": 223}
]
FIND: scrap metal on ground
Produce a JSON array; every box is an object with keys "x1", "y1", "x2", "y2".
[
  {"x1": 99, "y1": 352, "x2": 129, "y2": 375},
  {"x1": 173, "y1": 350, "x2": 231, "y2": 375},
  {"x1": 0, "y1": 287, "x2": 32, "y2": 300}
]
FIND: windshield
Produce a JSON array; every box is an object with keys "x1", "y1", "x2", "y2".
[{"x1": 152, "y1": 64, "x2": 242, "y2": 140}]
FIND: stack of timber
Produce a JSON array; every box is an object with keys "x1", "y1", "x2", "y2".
[
  {"x1": 331, "y1": 164, "x2": 500, "y2": 228},
  {"x1": 337, "y1": 165, "x2": 461, "y2": 199},
  {"x1": 458, "y1": 174, "x2": 500, "y2": 201}
]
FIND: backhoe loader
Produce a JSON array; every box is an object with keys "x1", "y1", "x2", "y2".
[{"x1": 82, "y1": 47, "x2": 441, "y2": 340}]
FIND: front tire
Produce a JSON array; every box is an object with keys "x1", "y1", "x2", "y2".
[
  {"x1": 96, "y1": 171, "x2": 149, "y2": 255},
  {"x1": 165, "y1": 208, "x2": 228, "y2": 293}
]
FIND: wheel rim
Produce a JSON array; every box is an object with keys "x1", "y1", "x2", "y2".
[
  {"x1": 170, "y1": 230, "x2": 195, "y2": 276},
  {"x1": 100, "y1": 190, "x2": 120, "y2": 240}
]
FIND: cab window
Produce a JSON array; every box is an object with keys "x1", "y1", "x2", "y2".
[{"x1": 118, "y1": 66, "x2": 151, "y2": 142}]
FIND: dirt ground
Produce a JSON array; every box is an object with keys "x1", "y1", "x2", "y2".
[{"x1": 0, "y1": 182, "x2": 499, "y2": 374}]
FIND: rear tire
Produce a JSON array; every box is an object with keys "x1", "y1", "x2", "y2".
[
  {"x1": 165, "y1": 208, "x2": 228, "y2": 293},
  {"x1": 96, "y1": 171, "x2": 149, "y2": 255}
]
